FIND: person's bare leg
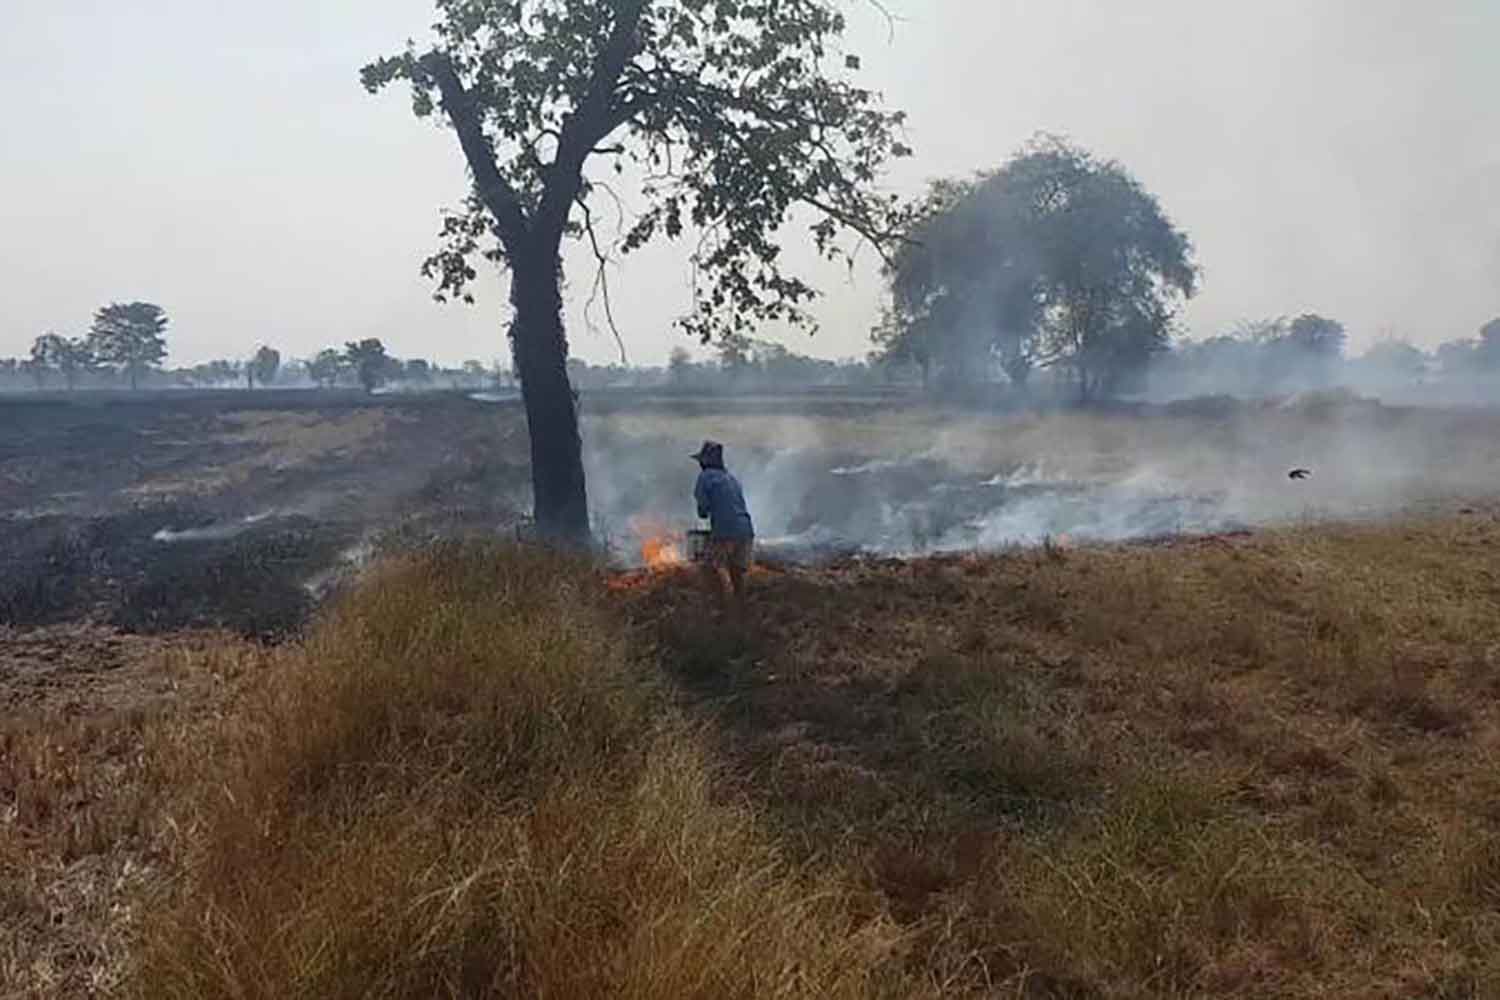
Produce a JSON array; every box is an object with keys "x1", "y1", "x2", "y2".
[
  {"x1": 700, "y1": 560, "x2": 728, "y2": 612},
  {"x1": 725, "y1": 542, "x2": 749, "y2": 621}
]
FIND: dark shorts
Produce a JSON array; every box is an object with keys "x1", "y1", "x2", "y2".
[{"x1": 706, "y1": 537, "x2": 753, "y2": 573}]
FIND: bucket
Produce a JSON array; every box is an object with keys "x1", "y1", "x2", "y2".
[{"x1": 686, "y1": 529, "x2": 711, "y2": 562}]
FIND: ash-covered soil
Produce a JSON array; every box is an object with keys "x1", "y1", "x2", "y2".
[{"x1": 1, "y1": 391, "x2": 533, "y2": 639}]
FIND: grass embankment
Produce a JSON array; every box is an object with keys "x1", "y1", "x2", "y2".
[
  {"x1": 5, "y1": 517, "x2": 1500, "y2": 997},
  {"x1": 129, "y1": 546, "x2": 906, "y2": 998}
]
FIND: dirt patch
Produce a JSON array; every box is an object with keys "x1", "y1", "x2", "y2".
[
  {"x1": 0, "y1": 624, "x2": 225, "y2": 714},
  {"x1": 0, "y1": 623, "x2": 262, "y2": 995}
]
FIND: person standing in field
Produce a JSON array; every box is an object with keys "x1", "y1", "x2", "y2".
[{"x1": 691, "y1": 440, "x2": 754, "y2": 609}]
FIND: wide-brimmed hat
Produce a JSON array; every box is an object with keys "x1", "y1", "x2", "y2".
[{"x1": 690, "y1": 440, "x2": 724, "y2": 465}]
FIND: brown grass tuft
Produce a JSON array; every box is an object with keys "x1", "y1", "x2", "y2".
[{"x1": 131, "y1": 543, "x2": 918, "y2": 999}]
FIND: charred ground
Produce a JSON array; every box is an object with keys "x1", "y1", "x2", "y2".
[{"x1": 0, "y1": 391, "x2": 532, "y2": 637}]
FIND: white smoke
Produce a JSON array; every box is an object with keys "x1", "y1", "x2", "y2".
[
  {"x1": 152, "y1": 511, "x2": 274, "y2": 543},
  {"x1": 581, "y1": 393, "x2": 1499, "y2": 566}
]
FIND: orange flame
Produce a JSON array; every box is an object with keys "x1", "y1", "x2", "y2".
[
  {"x1": 629, "y1": 516, "x2": 686, "y2": 571},
  {"x1": 641, "y1": 534, "x2": 684, "y2": 569}
]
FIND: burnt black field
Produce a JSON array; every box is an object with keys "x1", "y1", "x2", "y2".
[{"x1": 4, "y1": 387, "x2": 1499, "y2": 638}]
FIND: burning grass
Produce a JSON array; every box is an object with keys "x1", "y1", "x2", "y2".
[{"x1": 6, "y1": 516, "x2": 1500, "y2": 997}]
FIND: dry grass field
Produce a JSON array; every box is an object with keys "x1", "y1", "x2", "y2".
[{"x1": 4, "y1": 392, "x2": 1500, "y2": 997}]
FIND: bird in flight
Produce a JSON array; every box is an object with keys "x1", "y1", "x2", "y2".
[{"x1": 1288, "y1": 468, "x2": 1312, "y2": 481}]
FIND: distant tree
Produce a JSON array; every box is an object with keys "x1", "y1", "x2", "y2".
[
  {"x1": 870, "y1": 306, "x2": 934, "y2": 388},
  {"x1": 1233, "y1": 317, "x2": 1289, "y2": 344},
  {"x1": 87, "y1": 302, "x2": 168, "y2": 390},
  {"x1": 667, "y1": 346, "x2": 692, "y2": 382},
  {"x1": 1434, "y1": 338, "x2": 1477, "y2": 376},
  {"x1": 1476, "y1": 317, "x2": 1500, "y2": 371},
  {"x1": 248, "y1": 345, "x2": 281, "y2": 388},
  {"x1": 718, "y1": 332, "x2": 754, "y2": 382},
  {"x1": 1254, "y1": 313, "x2": 1346, "y2": 387},
  {"x1": 460, "y1": 359, "x2": 486, "y2": 385},
  {"x1": 879, "y1": 138, "x2": 1197, "y2": 402},
  {"x1": 279, "y1": 358, "x2": 311, "y2": 384},
  {"x1": 404, "y1": 358, "x2": 433, "y2": 383},
  {"x1": 1360, "y1": 338, "x2": 1426, "y2": 379},
  {"x1": 363, "y1": 1, "x2": 911, "y2": 543},
  {"x1": 19, "y1": 359, "x2": 47, "y2": 389},
  {"x1": 344, "y1": 338, "x2": 393, "y2": 394},
  {"x1": 1282, "y1": 314, "x2": 1346, "y2": 358},
  {"x1": 309, "y1": 348, "x2": 345, "y2": 389},
  {"x1": 30, "y1": 333, "x2": 94, "y2": 390},
  {"x1": 189, "y1": 360, "x2": 241, "y2": 386},
  {"x1": 28, "y1": 335, "x2": 59, "y2": 389}
]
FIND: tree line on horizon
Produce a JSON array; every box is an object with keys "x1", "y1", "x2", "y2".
[
  {"x1": 1, "y1": 303, "x2": 525, "y2": 394},
  {"x1": 6, "y1": 293, "x2": 1498, "y2": 400}
]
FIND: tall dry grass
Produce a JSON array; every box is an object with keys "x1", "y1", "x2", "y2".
[
  {"x1": 132, "y1": 544, "x2": 919, "y2": 999},
  {"x1": 13, "y1": 518, "x2": 1500, "y2": 997},
  {"x1": 633, "y1": 516, "x2": 1500, "y2": 997}
]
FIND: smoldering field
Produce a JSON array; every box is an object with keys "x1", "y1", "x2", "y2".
[
  {"x1": 589, "y1": 390, "x2": 1500, "y2": 561},
  {"x1": 4, "y1": 389, "x2": 1500, "y2": 640}
]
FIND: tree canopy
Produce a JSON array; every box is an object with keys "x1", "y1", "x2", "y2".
[
  {"x1": 344, "y1": 339, "x2": 395, "y2": 393},
  {"x1": 249, "y1": 345, "x2": 282, "y2": 388},
  {"x1": 1359, "y1": 337, "x2": 1426, "y2": 378},
  {"x1": 1478, "y1": 317, "x2": 1500, "y2": 370},
  {"x1": 363, "y1": 0, "x2": 910, "y2": 343},
  {"x1": 1282, "y1": 314, "x2": 1347, "y2": 358},
  {"x1": 309, "y1": 348, "x2": 345, "y2": 389},
  {"x1": 876, "y1": 138, "x2": 1197, "y2": 401},
  {"x1": 87, "y1": 302, "x2": 168, "y2": 390},
  {"x1": 29, "y1": 333, "x2": 92, "y2": 390}
]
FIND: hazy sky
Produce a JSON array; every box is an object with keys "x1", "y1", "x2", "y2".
[{"x1": 3, "y1": 1, "x2": 1496, "y2": 367}]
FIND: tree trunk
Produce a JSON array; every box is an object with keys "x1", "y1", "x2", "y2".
[{"x1": 511, "y1": 255, "x2": 590, "y2": 546}]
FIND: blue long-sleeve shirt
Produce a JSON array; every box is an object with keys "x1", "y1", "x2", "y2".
[{"x1": 694, "y1": 467, "x2": 754, "y2": 539}]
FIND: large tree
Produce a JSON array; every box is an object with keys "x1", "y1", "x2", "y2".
[
  {"x1": 878, "y1": 138, "x2": 1197, "y2": 402},
  {"x1": 363, "y1": 0, "x2": 910, "y2": 543},
  {"x1": 87, "y1": 302, "x2": 168, "y2": 390}
]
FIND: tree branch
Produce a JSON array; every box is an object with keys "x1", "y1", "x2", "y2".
[
  {"x1": 421, "y1": 52, "x2": 531, "y2": 251},
  {"x1": 536, "y1": 0, "x2": 649, "y2": 241},
  {"x1": 578, "y1": 194, "x2": 628, "y2": 365},
  {"x1": 671, "y1": 89, "x2": 905, "y2": 264}
]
